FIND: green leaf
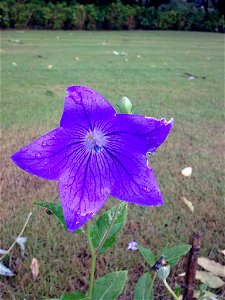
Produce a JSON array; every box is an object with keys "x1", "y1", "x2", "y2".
[
  {"x1": 161, "y1": 244, "x2": 191, "y2": 267},
  {"x1": 91, "y1": 203, "x2": 127, "y2": 254},
  {"x1": 47, "y1": 291, "x2": 87, "y2": 300},
  {"x1": 137, "y1": 244, "x2": 156, "y2": 266},
  {"x1": 134, "y1": 273, "x2": 154, "y2": 300},
  {"x1": 92, "y1": 271, "x2": 128, "y2": 300},
  {"x1": 61, "y1": 291, "x2": 88, "y2": 300},
  {"x1": 34, "y1": 202, "x2": 82, "y2": 234},
  {"x1": 175, "y1": 283, "x2": 182, "y2": 297}
]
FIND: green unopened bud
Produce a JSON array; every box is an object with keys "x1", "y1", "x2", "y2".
[
  {"x1": 118, "y1": 96, "x2": 132, "y2": 114},
  {"x1": 157, "y1": 264, "x2": 171, "y2": 280}
]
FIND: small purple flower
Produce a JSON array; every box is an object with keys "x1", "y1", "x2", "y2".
[
  {"x1": 11, "y1": 86, "x2": 173, "y2": 232},
  {"x1": 127, "y1": 241, "x2": 138, "y2": 251}
]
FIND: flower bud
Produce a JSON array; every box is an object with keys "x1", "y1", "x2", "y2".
[
  {"x1": 157, "y1": 264, "x2": 171, "y2": 280},
  {"x1": 118, "y1": 96, "x2": 132, "y2": 114}
]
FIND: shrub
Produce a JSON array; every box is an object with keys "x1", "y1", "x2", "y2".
[
  {"x1": 185, "y1": 9, "x2": 220, "y2": 32},
  {"x1": 0, "y1": 2, "x2": 10, "y2": 28},
  {"x1": 136, "y1": 7, "x2": 158, "y2": 30},
  {"x1": 0, "y1": 0, "x2": 221, "y2": 32},
  {"x1": 105, "y1": 1, "x2": 136, "y2": 30},
  {"x1": 157, "y1": 10, "x2": 186, "y2": 30},
  {"x1": 85, "y1": 4, "x2": 97, "y2": 30}
]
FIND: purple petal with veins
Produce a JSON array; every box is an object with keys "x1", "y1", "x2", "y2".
[{"x1": 11, "y1": 86, "x2": 173, "y2": 231}]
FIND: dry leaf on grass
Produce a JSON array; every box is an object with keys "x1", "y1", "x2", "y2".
[
  {"x1": 196, "y1": 271, "x2": 224, "y2": 289},
  {"x1": 30, "y1": 258, "x2": 39, "y2": 280},
  {"x1": 0, "y1": 262, "x2": 15, "y2": 276},
  {"x1": 182, "y1": 167, "x2": 192, "y2": 177},
  {"x1": 0, "y1": 249, "x2": 8, "y2": 255},
  {"x1": 182, "y1": 196, "x2": 194, "y2": 213},
  {"x1": 219, "y1": 249, "x2": 225, "y2": 256},
  {"x1": 16, "y1": 236, "x2": 27, "y2": 258},
  {"x1": 198, "y1": 257, "x2": 225, "y2": 277},
  {"x1": 193, "y1": 290, "x2": 218, "y2": 299}
]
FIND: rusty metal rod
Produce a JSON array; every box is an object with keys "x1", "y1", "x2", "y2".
[{"x1": 183, "y1": 233, "x2": 202, "y2": 300}]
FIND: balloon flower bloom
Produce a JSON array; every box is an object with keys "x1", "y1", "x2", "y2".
[{"x1": 11, "y1": 86, "x2": 173, "y2": 231}]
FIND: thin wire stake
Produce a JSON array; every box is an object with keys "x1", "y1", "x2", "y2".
[
  {"x1": 0, "y1": 212, "x2": 32, "y2": 262},
  {"x1": 183, "y1": 233, "x2": 202, "y2": 300}
]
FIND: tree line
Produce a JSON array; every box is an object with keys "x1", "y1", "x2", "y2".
[{"x1": 0, "y1": 0, "x2": 224, "y2": 32}]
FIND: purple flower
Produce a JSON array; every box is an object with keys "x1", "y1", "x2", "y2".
[
  {"x1": 11, "y1": 86, "x2": 173, "y2": 232},
  {"x1": 127, "y1": 241, "x2": 138, "y2": 251}
]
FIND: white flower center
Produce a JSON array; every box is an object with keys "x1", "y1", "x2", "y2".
[{"x1": 85, "y1": 129, "x2": 107, "y2": 153}]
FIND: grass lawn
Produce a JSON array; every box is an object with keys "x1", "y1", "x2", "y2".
[{"x1": 0, "y1": 30, "x2": 224, "y2": 299}]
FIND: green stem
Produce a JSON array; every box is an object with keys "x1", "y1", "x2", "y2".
[
  {"x1": 163, "y1": 279, "x2": 179, "y2": 300},
  {"x1": 95, "y1": 202, "x2": 120, "y2": 255},
  {"x1": 87, "y1": 222, "x2": 96, "y2": 299},
  {"x1": 86, "y1": 203, "x2": 121, "y2": 298},
  {"x1": 147, "y1": 272, "x2": 157, "y2": 299}
]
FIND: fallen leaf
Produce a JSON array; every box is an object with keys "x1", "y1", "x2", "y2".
[
  {"x1": 113, "y1": 50, "x2": 119, "y2": 55},
  {"x1": 113, "y1": 50, "x2": 127, "y2": 56},
  {"x1": 182, "y1": 167, "x2": 192, "y2": 177},
  {"x1": 0, "y1": 249, "x2": 8, "y2": 255},
  {"x1": 198, "y1": 257, "x2": 225, "y2": 277},
  {"x1": 218, "y1": 249, "x2": 225, "y2": 256},
  {"x1": 16, "y1": 236, "x2": 27, "y2": 258},
  {"x1": 196, "y1": 271, "x2": 224, "y2": 289},
  {"x1": 182, "y1": 196, "x2": 194, "y2": 213},
  {"x1": 30, "y1": 258, "x2": 39, "y2": 280},
  {"x1": 0, "y1": 262, "x2": 15, "y2": 276},
  {"x1": 194, "y1": 290, "x2": 218, "y2": 299},
  {"x1": 102, "y1": 42, "x2": 110, "y2": 46}
]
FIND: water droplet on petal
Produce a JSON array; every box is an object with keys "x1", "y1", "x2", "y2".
[
  {"x1": 147, "y1": 151, "x2": 153, "y2": 157},
  {"x1": 42, "y1": 141, "x2": 47, "y2": 147},
  {"x1": 35, "y1": 152, "x2": 42, "y2": 158},
  {"x1": 21, "y1": 147, "x2": 28, "y2": 153}
]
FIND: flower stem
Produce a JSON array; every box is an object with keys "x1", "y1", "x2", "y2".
[
  {"x1": 87, "y1": 221, "x2": 96, "y2": 299},
  {"x1": 95, "y1": 202, "x2": 120, "y2": 255},
  {"x1": 86, "y1": 203, "x2": 121, "y2": 298},
  {"x1": 147, "y1": 272, "x2": 157, "y2": 299},
  {"x1": 163, "y1": 279, "x2": 179, "y2": 300}
]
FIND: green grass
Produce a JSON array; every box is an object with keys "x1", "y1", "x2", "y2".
[{"x1": 1, "y1": 30, "x2": 224, "y2": 299}]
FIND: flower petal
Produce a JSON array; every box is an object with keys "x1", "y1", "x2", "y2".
[
  {"x1": 60, "y1": 86, "x2": 116, "y2": 129},
  {"x1": 11, "y1": 127, "x2": 85, "y2": 180},
  {"x1": 109, "y1": 151, "x2": 163, "y2": 206},
  {"x1": 59, "y1": 151, "x2": 112, "y2": 231},
  {"x1": 103, "y1": 133, "x2": 162, "y2": 206},
  {"x1": 108, "y1": 114, "x2": 173, "y2": 155}
]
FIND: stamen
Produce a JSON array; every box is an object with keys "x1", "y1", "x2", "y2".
[
  {"x1": 94, "y1": 144, "x2": 102, "y2": 153},
  {"x1": 88, "y1": 135, "x2": 94, "y2": 142}
]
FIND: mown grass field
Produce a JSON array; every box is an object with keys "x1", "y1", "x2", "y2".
[{"x1": 0, "y1": 30, "x2": 224, "y2": 299}]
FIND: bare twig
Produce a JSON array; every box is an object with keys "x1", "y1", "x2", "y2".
[
  {"x1": 0, "y1": 212, "x2": 32, "y2": 262},
  {"x1": 183, "y1": 233, "x2": 202, "y2": 300}
]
